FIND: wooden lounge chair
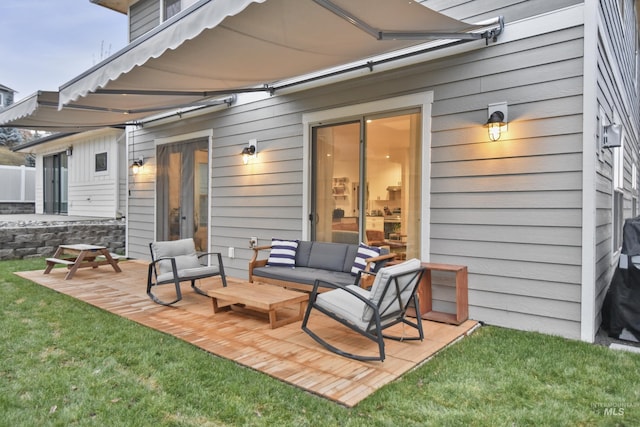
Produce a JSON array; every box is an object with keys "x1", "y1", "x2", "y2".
[
  {"x1": 147, "y1": 238, "x2": 227, "y2": 305},
  {"x1": 301, "y1": 258, "x2": 425, "y2": 361}
]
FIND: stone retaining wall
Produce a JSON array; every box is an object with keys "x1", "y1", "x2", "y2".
[{"x1": 0, "y1": 219, "x2": 125, "y2": 260}]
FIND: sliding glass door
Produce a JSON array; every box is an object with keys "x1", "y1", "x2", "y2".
[
  {"x1": 312, "y1": 121, "x2": 361, "y2": 243},
  {"x1": 43, "y1": 152, "x2": 68, "y2": 214},
  {"x1": 311, "y1": 110, "x2": 422, "y2": 259},
  {"x1": 156, "y1": 139, "x2": 209, "y2": 251}
]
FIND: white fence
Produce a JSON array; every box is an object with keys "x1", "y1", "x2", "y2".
[{"x1": 0, "y1": 165, "x2": 35, "y2": 202}]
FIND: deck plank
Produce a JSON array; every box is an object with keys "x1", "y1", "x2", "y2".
[{"x1": 16, "y1": 260, "x2": 478, "y2": 407}]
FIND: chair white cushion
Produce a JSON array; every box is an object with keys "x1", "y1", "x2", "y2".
[
  {"x1": 316, "y1": 285, "x2": 370, "y2": 330},
  {"x1": 151, "y1": 238, "x2": 201, "y2": 275},
  {"x1": 363, "y1": 258, "x2": 422, "y2": 323},
  {"x1": 157, "y1": 265, "x2": 220, "y2": 283}
]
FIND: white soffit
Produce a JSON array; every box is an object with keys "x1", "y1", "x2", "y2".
[{"x1": 59, "y1": 0, "x2": 503, "y2": 110}]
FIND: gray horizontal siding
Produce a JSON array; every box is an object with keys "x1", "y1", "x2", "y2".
[
  {"x1": 431, "y1": 191, "x2": 582, "y2": 209},
  {"x1": 433, "y1": 133, "x2": 583, "y2": 161},
  {"x1": 129, "y1": 18, "x2": 589, "y2": 333},
  {"x1": 129, "y1": 0, "x2": 159, "y2": 41},
  {"x1": 471, "y1": 290, "x2": 581, "y2": 321},
  {"x1": 471, "y1": 306, "x2": 581, "y2": 339},
  {"x1": 435, "y1": 254, "x2": 582, "y2": 287},
  {"x1": 423, "y1": 12, "x2": 587, "y2": 337},
  {"x1": 422, "y1": 0, "x2": 583, "y2": 23},
  {"x1": 431, "y1": 208, "x2": 582, "y2": 227},
  {"x1": 430, "y1": 224, "x2": 581, "y2": 246},
  {"x1": 432, "y1": 172, "x2": 582, "y2": 193},
  {"x1": 124, "y1": 2, "x2": 639, "y2": 340},
  {"x1": 591, "y1": 0, "x2": 640, "y2": 336}
]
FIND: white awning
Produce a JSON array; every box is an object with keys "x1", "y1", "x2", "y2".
[
  {"x1": 1, "y1": 0, "x2": 502, "y2": 131},
  {"x1": 0, "y1": 91, "x2": 133, "y2": 132},
  {"x1": 0, "y1": 91, "x2": 233, "y2": 132},
  {"x1": 59, "y1": 0, "x2": 503, "y2": 110}
]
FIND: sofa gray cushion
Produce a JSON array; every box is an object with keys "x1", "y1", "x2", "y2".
[
  {"x1": 253, "y1": 266, "x2": 317, "y2": 285},
  {"x1": 307, "y1": 242, "x2": 349, "y2": 271},
  {"x1": 253, "y1": 241, "x2": 393, "y2": 292},
  {"x1": 318, "y1": 269, "x2": 359, "y2": 287},
  {"x1": 295, "y1": 241, "x2": 313, "y2": 267},
  {"x1": 252, "y1": 266, "x2": 355, "y2": 288},
  {"x1": 342, "y1": 244, "x2": 359, "y2": 273}
]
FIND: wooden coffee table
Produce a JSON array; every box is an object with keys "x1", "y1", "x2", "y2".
[{"x1": 206, "y1": 281, "x2": 308, "y2": 329}]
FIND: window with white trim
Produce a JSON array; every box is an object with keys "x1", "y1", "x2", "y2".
[
  {"x1": 163, "y1": 0, "x2": 180, "y2": 21},
  {"x1": 163, "y1": 0, "x2": 200, "y2": 21},
  {"x1": 95, "y1": 152, "x2": 108, "y2": 173}
]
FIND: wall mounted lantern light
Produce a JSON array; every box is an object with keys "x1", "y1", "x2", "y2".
[
  {"x1": 602, "y1": 123, "x2": 622, "y2": 149},
  {"x1": 131, "y1": 156, "x2": 144, "y2": 174},
  {"x1": 241, "y1": 139, "x2": 258, "y2": 164},
  {"x1": 65, "y1": 146, "x2": 73, "y2": 156},
  {"x1": 485, "y1": 102, "x2": 508, "y2": 141},
  {"x1": 128, "y1": 124, "x2": 144, "y2": 175}
]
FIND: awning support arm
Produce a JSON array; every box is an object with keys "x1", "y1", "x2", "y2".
[
  {"x1": 272, "y1": 38, "x2": 471, "y2": 93},
  {"x1": 39, "y1": 95, "x2": 236, "y2": 115},
  {"x1": 313, "y1": 0, "x2": 504, "y2": 42},
  {"x1": 93, "y1": 88, "x2": 269, "y2": 97}
]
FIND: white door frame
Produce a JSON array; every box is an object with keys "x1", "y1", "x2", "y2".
[{"x1": 302, "y1": 91, "x2": 433, "y2": 259}]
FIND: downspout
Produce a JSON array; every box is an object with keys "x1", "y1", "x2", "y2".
[{"x1": 581, "y1": 0, "x2": 599, "y2": 342}]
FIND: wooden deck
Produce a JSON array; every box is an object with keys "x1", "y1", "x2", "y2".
[{"x1": 16, "y1": 260, "x2": 478, "y2": 407}]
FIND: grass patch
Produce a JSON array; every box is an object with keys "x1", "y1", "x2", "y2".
[{"x1": 2, "y1": 258, "x2": 639, "y2": 426}]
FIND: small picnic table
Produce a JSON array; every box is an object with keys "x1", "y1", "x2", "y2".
[{"x1": 44, "y1": 244, "x2": 122, "y2": 280}]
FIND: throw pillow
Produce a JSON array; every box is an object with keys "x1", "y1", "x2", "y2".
[
  {"x1": 267, "y1": 239, "x2": 299, "y2": 268},
  {"x1": 351, "y1": 242, "x2": 381, "y2": 275}
]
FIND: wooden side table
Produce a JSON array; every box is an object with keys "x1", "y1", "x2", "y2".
[{"x1": 418, "y1": 262, "x2": 468, "y2": 325}]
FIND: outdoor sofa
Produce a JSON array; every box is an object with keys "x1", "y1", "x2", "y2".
[{"x1": 248, "y1": 239, "x2": 396, "y2": 292}]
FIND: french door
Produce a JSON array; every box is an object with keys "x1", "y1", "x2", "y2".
[
  {"x1": 156, "y1": 139, "x2": 209, "y2": 251},
  {"x1": 311, "y1": 110, "x2": 422, "y2": 259},
  {"x1": 43, "y1": 152, "x2": 68, "y2": 214}
]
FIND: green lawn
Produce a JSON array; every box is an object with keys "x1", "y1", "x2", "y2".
[{"x1": 1, "y1": 258, "x2": 639, "y2": 426}]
